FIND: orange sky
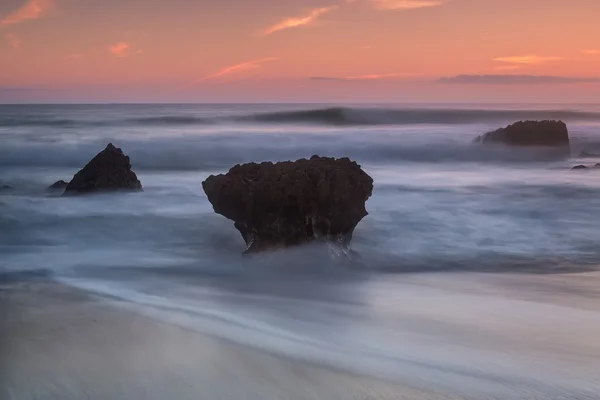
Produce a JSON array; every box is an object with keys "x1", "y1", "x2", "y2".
[{"x1": 1, "y1": 0, "x2": 600, "y2": 102}]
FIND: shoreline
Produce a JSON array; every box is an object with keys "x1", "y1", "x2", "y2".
[{"x1": 0, "y1": 278, "x2": 452, "y2": 400}]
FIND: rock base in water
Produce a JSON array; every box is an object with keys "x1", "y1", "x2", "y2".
[
  {"x1": 64, "y1": 143, "x2": 142, "y2": 195},
  {"x1": 202, "y1": 155, "x2": 373, "y2": 254}
]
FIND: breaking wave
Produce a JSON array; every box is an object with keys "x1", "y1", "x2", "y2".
[
  {"x1": 239, "y1": 107, "x2": 600, "y2": 126},
  {"x1": 3, "y1": 106, "x2": 600, "y2": 128}
]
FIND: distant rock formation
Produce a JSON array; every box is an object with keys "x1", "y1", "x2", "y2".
[
  {"x1": 475, "y1": 120, "x2": 570, "y2": 154},
  {"x1": 63, "y1": 143, "x2": 142, "y2": 195},
  {"x1": 202, "y1": 155, "x2": 373, "y2": 254},
  {"x1": 48, "y1": 180, "x2": 69, "y2": 190},
  {"x1": 1, "y1": 184, "x2": 12, "y2": 191},
  {"x1": 571, "y1": 163, "x2": 600, "y2": 170},
  {"x1": 579, "y1": 151, "x2": 600, "y2": 158}
]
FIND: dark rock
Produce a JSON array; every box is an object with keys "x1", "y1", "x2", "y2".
[
  {"x1": 202, "y1": 155, "x2": 374, "y2": 254},
  {"x1": 48, "y1": 180, "x2": 69, "y2": 190},
  {"x1": 475, "y1": 120, "x2": 570, "y2": 152},
  {"x1": 595, "y1": 163, "x2": 600, "y2": 168},
  {"x1": 572, "y1": 165, "x2": 588, "y2": 170},
  {"x1": 1, "y1": 184, "x2": 12, "y2": 191},
  {"x1": 64, "y1": 143, "x2": 142, "y2": 195}
]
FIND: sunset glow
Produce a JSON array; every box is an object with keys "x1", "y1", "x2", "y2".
[{"x1": 1, "y1": 0, "x2": 600, "y2": 102}]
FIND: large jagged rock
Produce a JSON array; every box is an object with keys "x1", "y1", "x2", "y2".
[
  {"x1": 476, "y1": 120, "x2": 570, "y2": 151},
  {"x1": 64, "y1": 143, "x2": 142, "y2": 195},
  {"x1": 202, "y1": 155, "x2": 374, "y2": 254}
]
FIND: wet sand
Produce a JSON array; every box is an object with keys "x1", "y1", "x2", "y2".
[
  {"x1": 3, "y1": 272, "x2": 600, "y2": 400},
  {"x1": 0, "y1": 280, "x2": 453, "y2": 400}
]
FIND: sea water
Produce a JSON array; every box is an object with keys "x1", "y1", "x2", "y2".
[{"x1": 2, "y1": 103, "x2": 600, "y2": 398}]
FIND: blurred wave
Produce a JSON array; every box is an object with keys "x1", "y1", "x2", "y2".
[
  {"x1": 3, "y1": 106, "x2": 600, "y2": 128},
  {"x1": 237, "y1": 107, "x2": 600, "y2": 126}
]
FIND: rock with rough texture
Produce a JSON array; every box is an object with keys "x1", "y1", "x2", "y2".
[
  {"x1": 202, "y1": 155, "x2": 374, "y2": 254},
  {"x1": 48, "y1": 180, "x2": 69, "y2": 190},
  {"x1": 475, "y1": 120, "x2": 570, "y2": 151},
  {"x1": 64, "y1": 143, "x2": 142, "y2": 195}
]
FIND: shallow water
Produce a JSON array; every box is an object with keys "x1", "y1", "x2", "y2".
[{"x1": 2, "y1": 103, "x2": 600, "y2": 397}]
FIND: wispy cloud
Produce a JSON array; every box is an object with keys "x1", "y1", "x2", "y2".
[
  {"x1": 67, "y1": 53, "x2": 84, "y2": 59},
  {"x1": 370, "y1": 0, "x2": 445, "y2": 10},
  {"x1": 191, "y1": 57, "x2": 279, "y2": 85},
  {"x1": 311, "y1": 72, "x2": 416, "y2": 81},
  {"x1": 109, "y1": 41, "x2": 137, "y2": 57},
  {"x1": 493, "y1": 65, "x2": 521, "y2": 71},
  {"x1": 438, "y1": 74, "x2": 600, "y2": 85},
  {"x1": 493, "y1": 55, "x2": 563, "y2": 64},
  {"x1": 582, "y1": 49, "x2": 600, "y2": 55},
  {"x1": 1, "y1": 0, "x2": 54, "y2": 26},
  {"x1": 263, "y1": 6, "x2": 337, "y2": 36},
  {"x1": 5, "y1": 33, "x2": 22, "y2": 49}
]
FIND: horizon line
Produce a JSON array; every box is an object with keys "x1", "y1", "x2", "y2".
[{"x1": 2, "y1": 101, "x2": 600, "y2": 106}]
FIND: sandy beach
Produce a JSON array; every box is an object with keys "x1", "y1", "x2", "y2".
[
  {"x1": 3, "y1": 272, "x2": 600, "y2": 400},
  {"x1": 1, "y1": 278, "x2": 455, "y2": 400}
]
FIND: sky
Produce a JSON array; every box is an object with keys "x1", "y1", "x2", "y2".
[{"x1": 1, "y1": 0, "x2": 600, "y2": 103}]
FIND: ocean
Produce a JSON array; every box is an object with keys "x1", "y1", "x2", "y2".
[{"x1": 2, "y1": 103, "x2": 600, "y2": 398}]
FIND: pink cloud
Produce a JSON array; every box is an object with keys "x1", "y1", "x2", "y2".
[
  {"x1": 370, "y1": 0, "x2": 445, "y2": 10},
  {"x1": 109, "y1": 42, "x2": 131, "y2": 57},
  {"x1": 5, "y1": 33, "x2": 22, "y2": 49},
  {"x1": 582, "y1": 49, "x2": 600, "y2": 55},
  {"x1": 493, "y1": 55, "x2": 563, "y2": 64},
  {"x1": 345, "y1": 72, "x2": 414, "y2": 80},
  {"x1": 311, "y1": 72, "x2": 417, "y2": 81},
  {"x1": 108, "y1": 42, "x2": 142, "y2": 57},
  {"x1": 191, "y1": 57, "x2": 279, "y2": 85},
  {"x1": 263, "y1": 6, "x2": 337, "y2": 36},
  {"x1": 493, "y1": 65, "x2": 521, "y2": 71},
  {"x1": 1, "y1": 0, "x2": 54, "y2": 26}
]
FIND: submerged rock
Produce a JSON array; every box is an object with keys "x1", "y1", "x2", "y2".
[
  {"x1": 64, "y1": 143, "x2": 142, "y2": 195},
  {"x1": 572, "y1": 165, "x2": 588, "y2": 170},
  {"x1": 475, "y1": 120, "x2": 570, "y2": 153},
  {"x1": 1, "y1": 184, "x2": 12, "y2": 191},
  {"x1": 48, "y1": 180, "x2": 69, "y2": 190},
  {"x1": 202, "y1": 155, "x2": 373, "y2": 254}
]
